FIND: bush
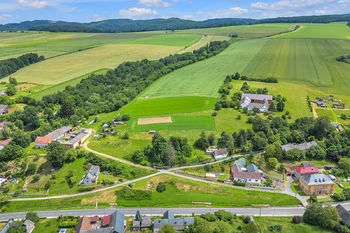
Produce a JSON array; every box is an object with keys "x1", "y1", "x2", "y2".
[
  {"x1": 121, "y1": 114, "x2": 130, "y2": 121},
  {"x1": 156, "y1": 182, "x2": 166, "y2": 193},
  {"x1": 292, "y1": 216, "x2": 301, "y2": 224},
  {"x1": 26, "y1": 212, "x2": 40, "y2": 223},
  {"x1": 268, "y1": 224, "x2": 282, "y2": 232},
  {"x1": 32, "y1": 174, "x2": 40, "y2": 182},
  {"x1": 200, "y1": 213, "x2": 217, "y2": 222},
  {"x1": 115, "y1": 187, "x2": 152, "y2": 200},
  {"x1": 244, "y1": 216, "x2": 251, "y2": 224},
  {"x1": 122, "y1": 132, "x2": 129, "y2": 140}
]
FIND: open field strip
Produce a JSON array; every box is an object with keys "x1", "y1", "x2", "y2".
[
  {"x1": 178, "y1": 35, "x2": 229, "y2": 53},
  {"x1": 177, "y1": 23, "x2": 296, "y2": 38},
  {"x1": 138, "y1": 116, "x2": 172, "y2": 125},
  {"x1": 121, "y1": 33, "x2": 202, "y2": 46},
  {"x1": 122, "y1": 96, "x2": 217, "y2": 117},
  {"x1": 139, "y1": 38, "x2": 269, "y2": 99},
  {"x1": 7, "y1": 44, "x2": 182, "y2": 85},
  {"x1": 274, "y1": 23, "x2": 350, "y2": 39}
]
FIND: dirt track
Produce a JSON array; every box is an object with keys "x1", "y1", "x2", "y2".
[{"x1": 138, "y1": 116, "x2": 172, "y2": 125}]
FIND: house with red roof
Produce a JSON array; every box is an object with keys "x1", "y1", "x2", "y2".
[
  {"x1": 230, "y1": 158, "x2": 262, "y2": 185},
  {"x1": 294, "y1": 166, "x2": 319, "y2": 179},
  {"x1": 35, "y1": 136, "x2": 53, "y2": 149}
]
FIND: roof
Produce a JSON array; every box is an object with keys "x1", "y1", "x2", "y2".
[
  {"x1": 35, "y1": 136, "x2": 53, "y2": 144},
  {"x1": 0, "y1": 138, "x2": 11, "y2": 146},
  {"x1": 75, "y1": 216, "x2": 92, "y2": 232},
  {"x1": 206, "y1": 173, "x2": 217, "y2": 178},
  {"x1": 301, "y1": 162, "x2": 314, "y2": 168},
  {"x1": 90, "y1": 217, "x2": 98, "y2": 222},
  {"x1": 46, "y1": 126, "x2": 73, "y2": 140},
  {"x1": 153, "y1": 211, "x2": 194, "y2": 231},
  {"x1": 247, "y1": 163, "x2": 259, "y2": 172},
  {"x1": 62, "y1": 129, "x2": 92, "y2": 145},
  {"x1": 301, "y1": 173, "x2": 334, "y2": 186},
  {"x1": 110, "y1": 210, "x2": 125, "y2": 233},
  {"x1": 294, "y1": 167, "x2": 319, "y2": 174},
  {"x1": 102, "y1": 215, "x2": 111, "y2": 227},
  {"x1": 0, "y1": 220, "x2": 15, "y2": 233},
  {"x1": 24, "y1": 220, "x2": 35, "y2": 232},
  {"x1": 241, "y1": 93, "x2": 273, "y2": 101},
  {"x1": 88, "y1": 165, "x2": 100, "y2": 176},
  {"x1": 234, "y1": 158, "x2": 246, "y2": 171},
  {"x1": 281, "y1": 141, "x2": 317, "y2": 151},
  {"x1": 0, "y1": 104, "x2": 10, "y2": 112},
  {"x1": 231, "y1": 165, "x2": 262, "y2": 180},
  {"x1": 337, "y1": 204, "x2": 350, "y2": 227},
  {"x1": 213, "y1": 148, "x2": 227, "y2": 156}
]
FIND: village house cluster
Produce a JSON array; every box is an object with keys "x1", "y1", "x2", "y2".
[
  {"x1": 35, "y1": 126, "x2": 92, "y2": 149},
  {"x1": 75, "y1": 210, "x2": 194, "y2": 233},
  {"x1": 240, "y1": 93, "x2": 273, "y2": 112},
  {"x1": 230, "y1": 158, "x2": 262, "y2": 185},
  {"x1": 206, "y1": 147, "x2": 228, "y2": 160},
  {"x1": 314, "y1": 95, "x2": 345, "y2": 109}
]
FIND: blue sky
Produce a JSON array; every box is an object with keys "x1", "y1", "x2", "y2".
[{"x1": 0, "y1": 0, "x2": 349, "y2": 24}]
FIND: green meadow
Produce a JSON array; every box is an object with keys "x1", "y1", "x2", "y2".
[
  {"x1": 122, "y1": 33, "x2": 202, "y2": 46},
  {"x1": 122, "y1": 96, "x2": 217, "y2": 116},
  {"x1": 274, "y1": 23, "x2": 350, "y2": 39},
  {"x1": 128, "y1": 115, "x2": 216, "y2": 132},
  {"x1": 140, "y1": 38, "x2": 269, "y2": 99}
]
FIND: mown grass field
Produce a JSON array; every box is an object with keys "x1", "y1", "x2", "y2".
[
  {"x1": 122, "y1": 96, "x2": 217, "y2": 116},
  {"x1": 8, "y1": 44, "x2": 182, "y2": 85},
  {"x1": 274, "y1": 23, "x2": 350, "y2": 39},
  {"x1": 140, "y1": 39, "x2": 269, "y2": 99},
  {"x1": 178, "y1": 23, "x2": 296, "y2": 38},
  {"x1": 128, "y1": 115, "x2": 216, "y2": 132},
  {"x1": 243, "y1": 38, "x2": 350, "y2": 94}
]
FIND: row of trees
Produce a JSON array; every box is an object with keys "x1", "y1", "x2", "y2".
[
  {"x1": 0, "y1": 53, "x2": 44, "y2": 79},
  {"x1": 225, "y1": 72, "x2": 278, "y2": 83}
]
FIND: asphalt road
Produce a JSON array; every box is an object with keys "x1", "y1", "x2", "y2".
[{"x1": 0, "y1": 207, "x2": 306, "y2": 221}]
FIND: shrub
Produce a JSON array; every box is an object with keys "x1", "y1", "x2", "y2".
[
  {"x1": 268, "y1": 224, "x2": 282, "y2": 232},
  {"x1": 26, "y1": 212, "x2": 40, "y2": 223},
  {"x1": 244, "y1": 216, "x2": 251, "y2": 224},
  {"x1": 200, "y1": 213, "x2": 217, "y2": 222},
  {"x1": 292, "y1": 216, "x2": 301, "y2": 224},
  {"x1": 121, "y1": 114, "x2": 130, "y2": 121},
  {"x1": 115, "y1": 187, "x2": 152, "y2": 200},
  {"x1": 156, "y1": 182, "x2": 166, "y2": 193},
  {"x1": 32, "y1": 174, "x2": 40, "y2": 182}
]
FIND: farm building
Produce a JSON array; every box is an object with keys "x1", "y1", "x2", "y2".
[
  {"x1": 153, "y1": 210, "x2": 194, "y2": 233},
  {"x1": 213, "y1": 148, "x2": 227, "y2": 160},
  {"x1": 298, "y1": 173, "x2": 334, "y2": 195},
  {"x1": 46, "y1": 126, "x2": 73, "y2": 140},
  {"x1": 75, "y1": 210, "x2": 125, "y2": 233},
  {"x1": 206, "y1": 148, "x2": 217, "y2": 155},
  {"x1": 35, "y1": 136, "x2": 53, "y2": 149},
  {"x1": 281, "y1": 141, "x2": 317, "y2": 152},
  {"x1": 80, "y1": 165, "x2": 100, "y2": 186},
  {"x1": 231, "y1": 158, "x2": 262, "y2": 185},
  {"x1": 240, "y1": 93, "x2": 273, "y2": 112},
  {"x1": 61, "y1": 129, "x2": 92, "y2": 149},
  {"x1": 132, "y1": 210, "x2": 151, "y2": 231}
]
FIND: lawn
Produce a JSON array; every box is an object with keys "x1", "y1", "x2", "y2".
[
  {"x1": 274, "y1": 23, "x2": 350, "y2": 39},
  {"x1": 242, "y1": 38, "x2": 350, "y2": 94},
  {"x1": 255, "y1": 216, "x2": 333, "y2": 233},
  {"x1": 122, "y1": 33, "x2": 202, "y2": 47},
  {"x1": 290, "y1": 183, "x2": 307, "y2": 196},
  {"x1": 7, "y1": 43, "x2": 182, "y2": 85},
  {"x1": 139, "y1": 38, "x2": 269, "y2": 99},
  {"x1": 115, "y1": 174, "x2": 299, "y2": 208},
  {"x1": 121, "y1": 96, "x2": 217, "y2": 116},
  {"x1": 128, "y1": 115, "x2": 215, "y2": 132}
]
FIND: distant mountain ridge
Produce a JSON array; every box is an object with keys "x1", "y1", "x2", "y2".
[{"x1": 0, "y1": 14, "x2": 349, "y2": 33}]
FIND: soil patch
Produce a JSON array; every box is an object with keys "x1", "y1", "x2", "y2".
[{"x1": 138, "y1": 116, "x2": 172, "y2": 125}]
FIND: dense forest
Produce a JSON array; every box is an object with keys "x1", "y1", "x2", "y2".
[
  {"x1": 41, "y1": 41, "x2": 230, "y2": 118},
  {"x1": 0, "y1": 53, "x2": 44, "y2": 79},
  {"x1": 2, "y1": 14, "x2": 350, "y2": 32}
]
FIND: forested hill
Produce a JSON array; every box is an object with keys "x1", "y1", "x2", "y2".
[{"x1": 1, "y1": 14, "x2": 350, "y2": 33}]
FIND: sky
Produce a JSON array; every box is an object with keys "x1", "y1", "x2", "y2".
[{"x1": 0, "y1": 0, "x2": 350, "y2": 24}]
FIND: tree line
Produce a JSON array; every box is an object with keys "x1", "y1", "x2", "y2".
[{"x1": 0, "y1": 53, "x2": 44, "y2": 79}]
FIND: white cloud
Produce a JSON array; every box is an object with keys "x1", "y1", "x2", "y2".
[
  {"x1": 0, "y1": 14, "x2": 12, "y2": 21},
  {"x1": 251, "y1": 0, "x2": 335, "y2": 11},
  {"x1": 138, "y1": 0, "x2": 171, "y2": 8},
  {"x1": 195, "y1": 7, "x2": 249, "y2": 20},
  {"x1": 91, "y1": 14, "x2": 105, "y2": 21},
  {"x1": 119, "y1": 7, "x2": 157, "y2": 19},
  {"x1": 18, "y1": 0, "x2": 51, "y2": 9}
]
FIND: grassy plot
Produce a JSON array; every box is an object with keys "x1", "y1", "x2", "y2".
[
  {"x1": 274, "y1": 23, "x2": 350, "y2": 39},
  {"x1": 128, "y1": 115, "x2": 216, "y2": 132},
  {"x1": 178, "y1": 23, "x2": 296, "y2": 38},
  {"x1": 8, "y1": 44, "x2": 181, "y2": 85},
  {"x1": 116, "y1": 174, "x2": 299, "y2": 208},
  {"x1": 243, "y1": 38, "x2": 350, "y2": 94},
  {"x1": 178, "y1": 35, "x2": 229, "y2": 53},
  {"x1": 122, "y1": 96, "x2": 217, "y2": 116},
  {"x1": 139, "y1": 39, "x2": 269, "y2": 99},
  {"x1": 255, "y1": 217, "x2": 332, "y2": 233},
  {"x1": 122, "y1": 33, "x2": 202, "y2": 46}
]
